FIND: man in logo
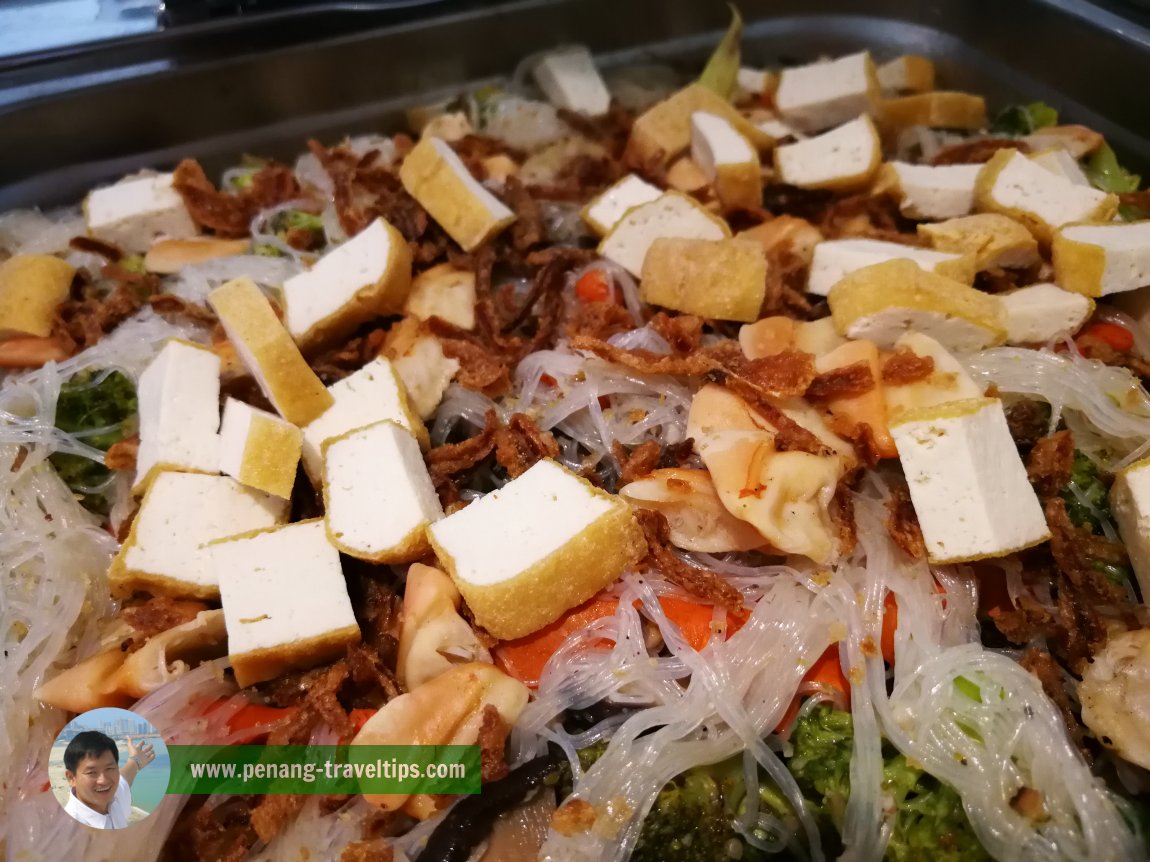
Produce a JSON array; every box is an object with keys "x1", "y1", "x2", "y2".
[{"x1": 63, "y1": 730, "x2": 156, "y2": 829}]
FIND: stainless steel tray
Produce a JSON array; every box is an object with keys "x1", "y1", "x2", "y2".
[{"x1": 3, "y1": 0, "x2": 1150, "y2": 211}]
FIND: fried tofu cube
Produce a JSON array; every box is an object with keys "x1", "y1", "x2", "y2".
[
  {"x1": 974, "y1": 149, "x2": 1118, "y2": 244},
  {"x1": 878, "y1": 161, "x2": 981, "y2": 221},
  {"x1": 891, "y1": 397, "x2": 1050, "y2": 564},
  {"x1": 1052, "y1": 220, "x2": 1150, "y2": 297},
  {"x1": 918, "y1": 213, "x2": 1041, "y2": 271},
  {"x1": 876, "y1": 55, "x2": 935, "y2": 96},
  {"x1": 301, "y1": 356, "x2": 426, "y2": 480},
  {"x1": 773, "y1": 115, "x2": 881, "y2": 191},
  {"x1": 399, "y1": 137, "x2": 516, "y2": 252},
  {"x1": 283, "y1": 217, "x2": 412, "y2": 353},
  {"x1": 134, "y1": 338, "x2": 221, "y2": 493},
  {"x1": 208, "y1": 277, "x2": 334, "y2": 427},
  {"x1": 322, "y1": 420, "x2": 443, "y2": 563},
  {"x1": 598, "y1": 191, "x2": 730, "y2": 276},
  {"x1": 214, "y1": 519, "x2": 360, "y2": 688},
  {"x1": 640, "y1": 237, "x2": 767, "y2": 322},
  {"x1": 774, "y1": 51, "x2": 879, "y2": 133},
  {"x1": 1001, "y1": 283, "x2": 1094, "y2": 344},
  {"x1": 218, "y1": 398, "x2": 303, "y2": 500},
  {"x1": 110, "y1": 472, "x2": 288, "y2": 599},
  {"x1": 581, "y1": 174, "x2": 664, "y2": 237},
  {"x1": 405, "y1": 263, "x2": 477, "y2": 330},
  {"x1": 1110, "y1": 458, "x2": 1150, "y2": 601},
  {"x1": 0, "y1": 255, "x2": 75, "y2": 339},
  {"x1": 828, "y1": 258, "x2": 1006, "y2": 350},
  {"x1": 624, "y1": 83, "x2": 771, "y2": 168},
  {"x1": 877, "y1": 92, "x2": 986, "y2": 134},
  {"x1": 807, "y1": 237, "x2": 975, "y2": 297},
  {"x1": 690, "y1": 111, "x2": 762, "y2": 211},
  {"x1": 85, "y1": 172, "x2": 198, "y2": 253},
  {"x1": 532, "y1": 45, "x2": 611, "y2": 117},
  {"x1": 428, "y1": 459, "x2": 647, "y2": 639}
]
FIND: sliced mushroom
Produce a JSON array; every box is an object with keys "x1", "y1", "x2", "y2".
[
  {"x1": 35, "y1": 648, "x2": 135, "y2": 714},
  {"x1": 104, "y1": 609, "x2": 227, "y2": 698},
  {"x1": 1080, "y1": 628, "x2": 1150, "y2": 770},
  {"x1": 353, "y1": 662, "x2": 529, "y2": 814},
  {"x1": 144, "y1": 237, "x2": 251, "y2": 274},
  {"x1": 397, "y1": 563, "x2": 492, "y2": 689},
  {"x1": 384, "y1": 319, "x2": 461, "y2": 421},
  {"x1": 621, "y1": 468, "x2": 767, "y2": 552},
  {"x1": 687, "y1": 384, "x2": 849, "y2": 563}
]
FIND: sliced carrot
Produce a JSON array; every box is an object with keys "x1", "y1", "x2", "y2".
[
  {"x1": 349, "y1": 708, "x2": 376, "y2": 735},
  {"x1": 880, "y1": 592, "x2": 897, "y2": 665},
  {"x1": 575, "y1": 269, "x2": 612, "y2": 303},
  {"x1": 216, "y1": 702, "x2": 297, "y2": 742},
  {"x1": 493, "y1": 595, "x2": 620, "y2": 687},
  {"x1": 658, "y1": 596, "x2": 749, "y2": 651},
  {"x1": 494, "y1": 594, "x2": 750, "y2": 687},
  {"x1": 1079, "y1": 321, "x2": 1134, "y2": 353},
  {"x1": 805, "y1": 646, "x2": 850, "y2": 703}
]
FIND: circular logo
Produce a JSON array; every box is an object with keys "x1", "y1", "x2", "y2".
[{"x1": 50, "y1": 707, "x2": 170, "y2": 829}]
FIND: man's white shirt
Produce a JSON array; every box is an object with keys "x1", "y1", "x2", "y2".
[{"x1": 64, "y1": 775, "x2": 131, "y2": 828}]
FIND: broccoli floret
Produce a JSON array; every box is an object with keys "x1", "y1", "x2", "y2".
[
  {"x1": 787, "y1": 705, "x2": 990, "y2": 862},
  {"x1": 631, "y1": 756, "x2": 776, "y2": 862},
  {"x1": 1062, "y1": 450, "x2": 1111, "y2": 533},
  {"x1": 50, "y1": 369, "x2": 137, "y2": 513}
]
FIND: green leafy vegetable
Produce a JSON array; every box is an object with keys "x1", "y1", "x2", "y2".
[
  {"x1": 50, "y1": 370, "x2": 137, "y2": 513},
  {"x1": 1085, "y1": 143, "x2": 1141, "y2": 194},
  {"x1": 954, "y1": 676, "x2": 982, "y2": 703},
  {"x1": 1061, "y1": 450, "x2": 1112, "y2": 534},
  {"x1": 788, "y1": 705, "x2": 990, "y2": 861},
  {"x1": 254, "y1": 243, "x2": 289, "y2": 258},
  {"x1": 630, "y1": 755, "x2": 778, "y2": 862},
  {"x1": 1093, "y1": 559, "x2": 1133, "y2": 585},
  {"x1": 273, "y1": 209, "x2": 324, "y2": 233},
  {"x1": 989, "y1": 101, "x2": 1058, "y2": 136},
  {"x1": 228, "y1": 169, "x2": 257, "y2": 191},
  {"x1": 698, "y1": 4, "x2": 743, "y2": 99}
]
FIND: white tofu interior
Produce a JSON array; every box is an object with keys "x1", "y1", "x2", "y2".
[
  {"x1": 599, "y1": 193, "x2": 727, "y2": 276},
  {"x1": 532, "y1": 45, "x2": 611, "y2": 117},
  {"x1": 1060, "y1": 222, "x2": 1150, "y2": 296},
  {"x1": 124, "y1": 472, "x2": 287, "y2": 591},
  {"x1": 134, "y1": 339, "x2": 221, "y2": 488},
  {"x1": 889, "y1": 162, "x2": 980, "y2": 220},
  {"x1": 324, "y1": 420, "x2": 443, "y2": 557},
  {"x1": 86, "y1": 173, "x2": 197, "y2": 253},
  {"x1": 1001, "y1": 283, "x2": 1092, "y2": 343},
  {"x1": 690, "y1": 111, "x2": 755, "y2": 176},
  {"x1": 429, "y1": 137, "x2": 514, "y2": 221},
  {"x1": 988, "y1": 151, "x2": 1112, "y2": 230},
  {"x1": 584, "y1": 175, "x2": 663, "y2": 235},
  {"x1": 215, "y1": 520, "x2": 357, "y2": 656},
  {"x1": 283, "y1": 218, "x2": 395, "y2": 340},
  {"x1": 775, "y1": 116, "x2": 877, "y2": 188},
  {"x1": 775, "y1": 51, "x2": 873, "y2": 132},
  {"x1": 1112, "y1": 461, "x2": 1150, "y2": 600},
  {"x1": 847, "y1": 308, "x2": 999, "y2": 352},
  {"x1": 737, "y1": 67, "x2": 770, "y2": 95},
  {"x1": 301, "y1": 357, "x2": 418, "y2": 477},
  {"x1": 892, "y1": 399, "x2": 1049, "y2": 562},
  {"x1": 807, "y1": 238, "x2": 965, "y2": 296},
  {"x1": 429, "y1": 459, "x2": 613, "y2": 586}
]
